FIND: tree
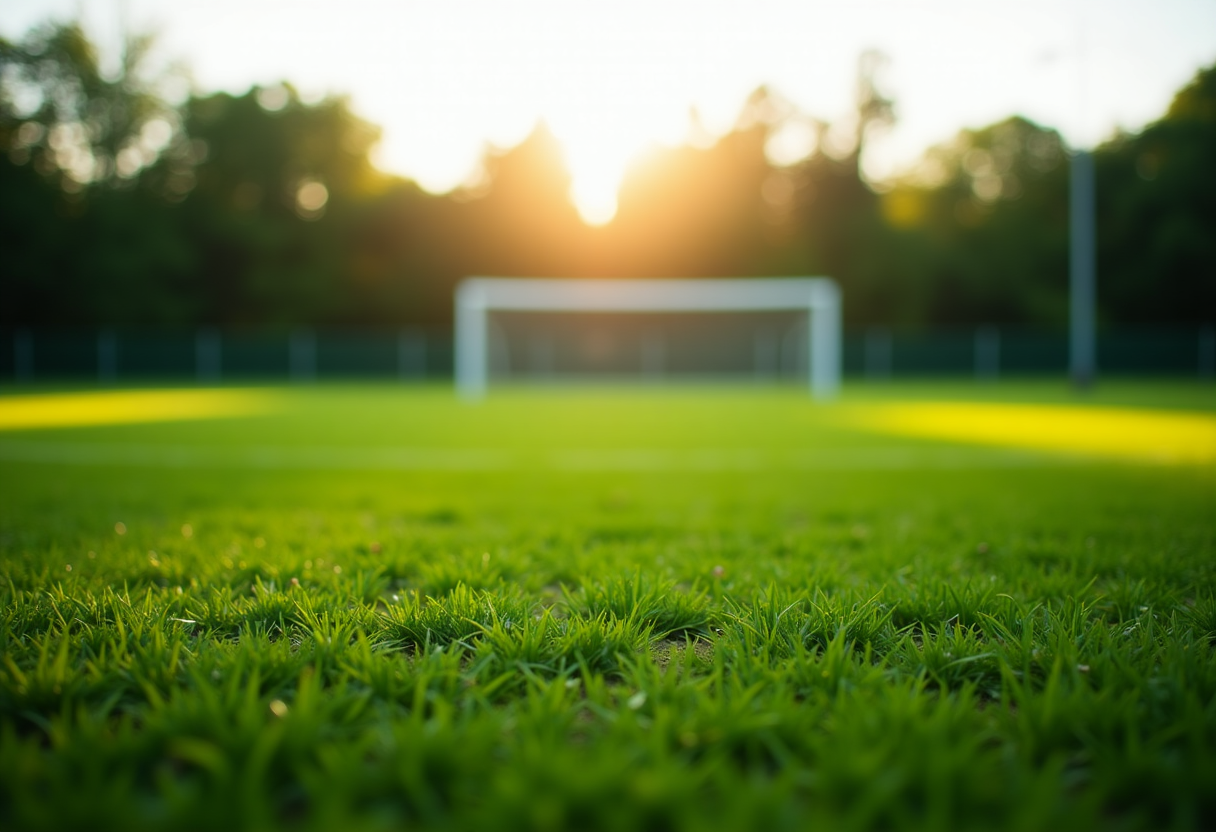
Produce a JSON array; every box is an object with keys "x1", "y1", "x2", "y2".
[
  {"x1": 450, "y1": 123, "x2": 589, "y2": 279},
  {"x1": 876, "y1": 117, "x2": 1070, "y2": 326},
  {"x1": 1097, "y1": 64, "x2": 1216, "y2": 324},
  {"x1": 778, "y1": 53, "x2": 895, "y2": 326},
  {"x1": 0, "y1": 21, "x2": 196, "y2": 326},
  {"x1": 0, "y1": 21, "x2": 184, "y2": 192},
  {"x1": 175, "y1": 85, "x2": 395, "y2": 325}
]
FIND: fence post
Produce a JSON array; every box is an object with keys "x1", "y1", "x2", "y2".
[
  {"x1": 196, "y1": 328, "x2": 221, "y2": 384},
  {"x1": 290, "y1": 328, "x2": 317, "y2": 382},
  {"x1": 397, "y1": 329, "x2": 427, "y2": 380},
  {"x1": 98, "y1": 329, "x2": 117, "y2": 384},
  {"x1": 14, "y1": 328, "x2": 33, "y2": 383},
  {"x1": 864, "y1": 327, "x2": 892, "y2": 380},
  {"x1": 1201, "y1": 324, "x2": 1215, "y2": 381},
  {"x1": 975, "y1": 326, "x2": 1000, "y2": 381}
]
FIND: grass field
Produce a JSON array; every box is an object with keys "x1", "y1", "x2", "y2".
[{"x1": 2, "y1": 381, "x2": 1214, "y2": 832}]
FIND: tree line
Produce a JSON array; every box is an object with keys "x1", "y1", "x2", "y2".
[{"x1": 2, "y1": 22, "x2": 1212, "y2": 331}]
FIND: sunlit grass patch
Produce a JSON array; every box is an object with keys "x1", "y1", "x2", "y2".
[
  {"x1": 0, "y1": 388, "x2": 280, "y2": 430},
  {"x1": 564, "y1": 573, "x2": 712, "y2": 638},
  {"x1": 846, "y1": 401, "x2": 1216, "y2": 463}
]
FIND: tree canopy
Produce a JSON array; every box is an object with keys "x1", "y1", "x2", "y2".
[{"x1": 2, "y1": 22, "x2": 1212, "y2": 330}]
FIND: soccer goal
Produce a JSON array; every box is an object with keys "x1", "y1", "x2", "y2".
[{"x1": 454, "y1": 277, "x2": 841, "y2": 399}]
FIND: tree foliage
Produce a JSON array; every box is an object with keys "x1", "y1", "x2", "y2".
[
  {"x1": 1096, "y1": 66, "x2": 1216, "y2": 324},
  {"x1": 1, "y1": 21, "x2": 1212, "y2": 330}
]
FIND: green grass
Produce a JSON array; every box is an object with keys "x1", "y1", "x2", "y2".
[{"x1": 1, "y1": 381, "x2": 1214, "y2": 832}]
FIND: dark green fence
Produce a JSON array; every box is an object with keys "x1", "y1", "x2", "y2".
[
  {"x1": 841, "y1": 326, "x2": 1214, "y2": 380},
  {"x1": 1, "y1": 325, "x2": 1212, "y2": 383},
  {"x1": 0, "y1": 328, "x2": 451, "y2": 383}
]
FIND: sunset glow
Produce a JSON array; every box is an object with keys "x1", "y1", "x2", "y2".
[{"x1": 3, "y1": 0, "x2": 1215, "y2": 223}]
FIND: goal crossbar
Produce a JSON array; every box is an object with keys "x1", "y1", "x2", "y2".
[{"x1": 455, "y1": 277, "x2": 841, "y2": 399}]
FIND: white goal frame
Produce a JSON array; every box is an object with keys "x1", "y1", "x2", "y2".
[{"x1": 455, "y1": 277, "x2": 841, "y2": 400}]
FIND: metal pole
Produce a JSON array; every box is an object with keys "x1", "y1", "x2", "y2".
[
  {"x1": 1069, "y1": 149, "x2": 1096, "y2": 389},
  {"x1": 398, "y1": 329, "x2": 426, "y2": 380},
  {"x1": 864, "y1": 326, "x2": 892, "y2": 380},
  {"x1": 98, "y1": 329, "x2": 117, "y2": 384},
  {"x1": 14, "y1": 328, "x2": 33, "y2": 383},
  {"x1": 196, "y1": 328, "x2": 221, "y2": 384},
  {"x1": 289, "y1": 328, "x2": 316, "y2": 382},
  {"x1": 974, "y1": 325, "x2": 1000, "y2": 381},
  {"x1": 1200, "y1": 324, "x2": 1215, "y2": 381}
]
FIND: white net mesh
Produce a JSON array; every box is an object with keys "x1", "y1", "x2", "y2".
[{"x1": 486, "y1": 309, "x2": 809, "y2": 382}]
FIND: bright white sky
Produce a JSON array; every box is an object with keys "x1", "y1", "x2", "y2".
[{"x1": 3, "y1": 0, "x2": 1214, "y2": 223}]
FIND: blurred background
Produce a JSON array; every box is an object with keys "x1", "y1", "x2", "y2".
[{"x1": 1, "y1": 0, "x2": 1213, "y2": 383}]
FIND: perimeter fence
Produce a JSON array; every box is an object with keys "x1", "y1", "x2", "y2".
[{"x1": 0, "y1": 325, "x2": 1212, "y2": 384}]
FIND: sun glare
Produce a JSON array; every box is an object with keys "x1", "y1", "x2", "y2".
[
  {"x1": 374, "y1": 68, "x2": 697, "y2": 225},
  {"x1": 565, "y1": 153, "x2": 628, "y2": 226},
  {"x1": 362, "y1": 0, "x2": 744, "y2": 226},
  {"x1": 556, "y1": 111, "x2": 690, "y2": 226},
  {"x1": 550, "y1": 50, "x2": 713, "y2": 225},
  {"x1": 20, "y1": 0, "x2": 1213, "y2": 224}
]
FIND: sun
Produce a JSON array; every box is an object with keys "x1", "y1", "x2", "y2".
[
  {"x1": 560, "y1": 134, "x2": 639, "y2": 226},
  {"x1": 363, "y1": 1, "x2": 727, "y2": 227},
  {"x1": 372, "y1": 78, "x2": 695, "y2": 227},
  {"x1": 523, "y1": 70, "x2": 699, "y2": 225},
  {"x1": 552, "y1": 79, "x2": 705, "y2": 223},
  {"x1": 550, "y1": 108, "x2": 688, "y2": 226}
]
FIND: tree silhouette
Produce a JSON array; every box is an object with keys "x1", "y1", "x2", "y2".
[
  {"x1": 2, "y1": 20, "x2": 1212, "y2": 333},
  {"x1": 1097, "y1": 65, "x2": 1216, "y2": 324}
]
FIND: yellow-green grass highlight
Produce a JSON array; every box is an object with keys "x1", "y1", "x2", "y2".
[
  {"x1": 846, "y1": 401, "x2": 1216, "y2": 464},
  {"x1": 0, "y1": 388, "x2": 280, "y2": 431}
]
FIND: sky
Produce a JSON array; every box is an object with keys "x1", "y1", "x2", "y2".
[{"x1": 3, "y1": 0, "x2": 1215, "y2": 223}]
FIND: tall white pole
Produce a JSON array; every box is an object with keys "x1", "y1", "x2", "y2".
[
  {"x1": 1069, "y1": 149, "x2": 1096, "y2": 388},
  {"x1": 1069, "y1": 0, "x2": 1096, "y2": 390}
]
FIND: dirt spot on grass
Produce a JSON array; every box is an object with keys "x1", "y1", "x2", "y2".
[{"x1": 651, "y1": 637, "x2": 714, "y2": 672}]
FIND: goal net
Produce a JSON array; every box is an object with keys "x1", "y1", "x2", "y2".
[{"x1": 454, "y1": 278, "x2": 841, "y2": 399}]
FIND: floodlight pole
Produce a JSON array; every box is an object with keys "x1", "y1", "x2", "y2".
[
  {"x1": 1069, "y1": 148, "x2": 1096, "y2": 389},
  {"x1": 1067, "y1": 0, "x2": 1097, "y2": 391}
]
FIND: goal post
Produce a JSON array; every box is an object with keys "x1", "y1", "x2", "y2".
[{"x1": 455, "y1": 277, "x2": 841, "y2": 400}]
